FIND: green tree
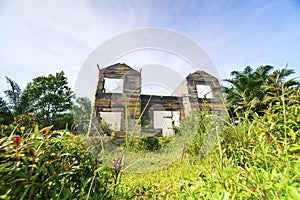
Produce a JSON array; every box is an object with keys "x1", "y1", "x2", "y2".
[
  {"x1": 262, "y1": 68, "x2": 300, "y2": 109},
  {"x1": 24, "y1": 71, "x2": 74, "y2": 127},
  {"x1": 223, "y1": 65, "x2": 273, "y2": 117},
  {"x1": 0, "y1": 97, "x2": 13, "y2": 125},
  {"x1": 266, "y1": 68, "x2": 299, "y2": 96},
  {"x1": 53, "y1": 112, "x2": 74, "y2": 130},
  {"x1": 4, "y1": 77, "x2": 30, "y2": 116},
  {"x1": 223, "y1": 65, "x2": 299, "y2": 118}
]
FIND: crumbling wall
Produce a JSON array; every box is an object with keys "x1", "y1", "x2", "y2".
[
  {"x1": 93, "y1": 64, "x2": 224, "y2": 136},
  {"x1": 94, "y1": 63, "x2": 141, "y2": 133}
]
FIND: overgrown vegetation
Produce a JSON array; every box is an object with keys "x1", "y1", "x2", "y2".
[
  {"x1": 0, "y1": 66, "x2": 299, "y2": 199},
  {"x1": 0, "y1": 126, "x2": 112, "y2": 199},
  {"x1": 223, "y1": 65, "x2": 299, "y2": 118}
]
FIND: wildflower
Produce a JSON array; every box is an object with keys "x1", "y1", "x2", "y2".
[
  {"x1": 15, "y1": 136, "x2": 22, "y2": 147},
  {"x1": 20, "y1": 126, "x2": 25, "y2": 132},
  {"x1": 112, "y1": 155, "x2": 124, "y2": 195},
  {"x1": 112, "y1": 155, "x2": 124, "y2": 171}
]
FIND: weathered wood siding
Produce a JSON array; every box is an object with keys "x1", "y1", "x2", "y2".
[
  {"x1": 94, "y1": 63, "x2": 141, "y2": 132},
  {"x1": 140, "y1": 95, "x2": 184, "y2": 130},
  {"x1": 93, "y1": 64, "x2": 224, "y2": 134}
]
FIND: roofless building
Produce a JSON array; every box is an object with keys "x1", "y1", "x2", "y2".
[{"x1": 92, "y1": 63, "x2": 223, "y2": 137}]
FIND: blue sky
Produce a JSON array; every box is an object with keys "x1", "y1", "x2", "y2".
[{"x1": 0, "y1": 0, "x2": 299, "y2": 97}]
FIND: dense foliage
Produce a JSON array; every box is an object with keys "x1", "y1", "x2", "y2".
[
  {"x1": 223, "y1": 65, "x2": 299, "y2": 118},
  {"x1": 0, "y1": 66, "x2": 299, "y2": 199},
  {"x1": 0, "y1": 97, "x2": 13, "y2": 125},
  {"x1": 0, "y1": 127, "x2": 112, "y2": 199},
  {"x1": 117, "y1": 79, "x2": 300, "y2": 199},
  {"x1": 0, "y1": 72, "x2": 74, "y2": 130},
  {"x1": 25, "y1": 71, "x2": 74, "y2": 127}
]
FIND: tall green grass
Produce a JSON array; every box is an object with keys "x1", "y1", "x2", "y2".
[
  {"x1": 1, "y1": 87, "x2": 299, "y2": 199},
  {"x1": 115, "y1": 87, "x2": 300, "y2": 199}
]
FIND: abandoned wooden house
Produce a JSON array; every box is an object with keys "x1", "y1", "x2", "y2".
[{"x1": 93, "y1": 63, "x2": 223, "y2": 137}]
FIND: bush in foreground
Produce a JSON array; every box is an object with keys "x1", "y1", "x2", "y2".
[{"x1": 0, "y1": 126, "x2": 112, "y2": 199}]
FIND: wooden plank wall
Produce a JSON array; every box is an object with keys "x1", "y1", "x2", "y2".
[
  {"x1": 93, "y1": 65, "x2": 225, "y2": 133},
  {"x1": 94, "y1": 64, "x2": 142, "y2": 132}
]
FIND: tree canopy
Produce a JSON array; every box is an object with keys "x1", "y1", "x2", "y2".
[
  {"x1": 223, "y1": 65, "x2": 299, "y2": 118},
  {"x1": 25, "y1": 71, "x2": 74, "y2": 127},
  {"x1": 4, "y1": 77, "x2": 30, "y2": 117},
  {"x1": 0, "y1": 71, "x2": 74, "y2": 129},
  {"x1": 0, "y1": 97, "x2": 13, "y2": 125}
]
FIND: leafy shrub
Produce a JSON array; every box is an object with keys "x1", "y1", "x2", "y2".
[
  {"x1": 130, "y1": 136, "x2": 160, "y2": 152},
  {"x1": 0, "y1": 126, "x2": 113, "y2": 199},
  {"x1": 52, "y1": 112, "x2": 74, "y2": 130},
  {"x1": 99, "y1": 121, "x2": 113, "y2": 136},
  {"x1": 123, "y1": 136, "x2": 173, "y2": 153}
]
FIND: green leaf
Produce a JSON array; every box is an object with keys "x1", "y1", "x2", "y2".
[
  {"x1": 288, "y1": 186, "x2": 300, "y2": 199},
  {"x1": 34, "y1": 125, "x2": 39, "y2": 134},
  {"x1": 289, "y1": 145, "x2": 300, "y2": 152}
]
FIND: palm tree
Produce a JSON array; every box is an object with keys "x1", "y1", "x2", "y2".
[
  {"x1": 267, "y1": 68, "x2": 299, "y2": 91},
  {"x1": 223, "y1": 65, "x2": 300, "y2": 119},
  {"x1": 264, "y1": 68, "x2": 300, "y2": 106},
  {"x1": 223, "y1": 65, "x2": 273, "y2": 117},
  {"x1": 4, "y1": 77, "x2": 30, "y2": 116}
]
